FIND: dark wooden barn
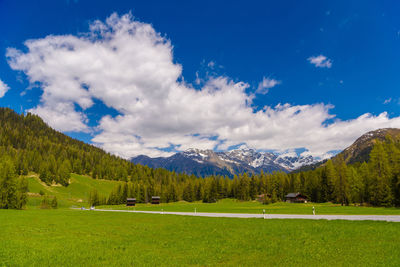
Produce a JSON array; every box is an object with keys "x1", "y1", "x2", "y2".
[
  {"x1": 151, "y1": 196, "x2": 160, "y2": 204},
  {"x1": 285, "y1": 193, "x2": 307, "y2": 203},
  {"x1": 126, "y1": 198, "x2": 136, "y2": 206}
]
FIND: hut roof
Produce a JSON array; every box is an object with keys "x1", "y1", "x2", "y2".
[{"x1": 285, "y1": 192, "x2": 302, "y2": 198}]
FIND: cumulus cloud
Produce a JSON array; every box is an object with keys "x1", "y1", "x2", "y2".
[
  {"x1": 256, "y1": 77, "x2": 281, "y2": 94},
  {"x1": 308, "y1": 55, "x2": 332, "y2": 68},
  {"x1": 0, "y1": 79, "x2": 9, "y2": 98},
  {"x1": 6, "y1": 13, "x2": 400, "y2": 159}
]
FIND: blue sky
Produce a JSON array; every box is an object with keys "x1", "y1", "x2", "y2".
[{"x1": 1, "y1": 0, "x2": 400, "y2": 158}]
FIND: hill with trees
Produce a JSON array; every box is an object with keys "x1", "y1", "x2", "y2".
[{"x1": 334, "y1": 128, "x2": 400, "y2": 164}]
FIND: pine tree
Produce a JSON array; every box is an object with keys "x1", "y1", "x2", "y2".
[
  {"x1": 89, "y1": 189, "x2": 100, "y2": 206},
  {"x1": 333, "y1": 156, "x2": 350, "y2": 206},
  {"x1": 51, "y1": 196, "x2": 58, "y2": 209},
  {"x1": 16, "y1": 177, "x2": 28, "y2": 209},
  {"x1": 40, "y1": 195, "x2": 50, "y2": 209},
  {"x1": 0, "y1": 158, "x2": 19, "y2": 209},
  {"x1": 369, "y1": 142, "x2": 393, "y2": 206},
  {"x1": 347, "y1": 166, "x2": 363, "y2": 204},
  {"x1": 57, "y1": 160, "x2": 71, "y2": 186},
  {"x1": 183, "y1": 182, "x2": 194, "y2": 202},
  {"x1": 323, "y1": 160, "x2": 336, "y2": 201}
]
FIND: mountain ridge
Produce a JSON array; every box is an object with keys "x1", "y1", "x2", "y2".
[
  {"x1": 131, "y1": 148, "x2": 316, "y2": 177},
  {"x1": 335, "y1": 128, "x2": 400, "y2": 164},
  {"x1": 294, "y1": 128, "x2": 400, "y2": 172}
]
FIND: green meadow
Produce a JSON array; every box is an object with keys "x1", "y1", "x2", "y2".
[
  {"x1": 26, "y1": 173, "x2": 122, "y2": 208},
  {"x1": 1, "y1": 209, "x2": 400, "y2": 266},
  {"x1": 99, "y1": 199, "x2": 400, "y2": 215},
  {"x1": 0, "y1": 173, "x2": 396, "y2": 266}
]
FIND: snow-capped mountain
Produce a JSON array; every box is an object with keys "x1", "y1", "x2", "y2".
[{"x1": 131, "y1": 148, "x2": 318, "y2": 177}]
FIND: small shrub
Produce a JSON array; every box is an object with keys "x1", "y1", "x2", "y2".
[
  {"x1": 51, "y1": 196, "x2": 58, "y2": 209},
  {"x1": 40, "y1": 196, "x2": 50, "y2": 209},
  {"x1": 263, "y1": 196, "x2": 271, "y2": 205}
]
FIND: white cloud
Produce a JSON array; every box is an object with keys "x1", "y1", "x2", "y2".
[
  {"x1": 207, "y1": 61, "x2": 215, "y2": 68},
  {"x1": 383, "y1": 98, "x2": 392, "y2": 104},
  {"x1": 0, "y1": 79, "x2": 9, "y2": 98},
  {"x1": 256, "y1": 77, "x2": 281, "y2": 94},
  {"x1": 6, "y1": 13, "x2": 400, "y2": 159},
  {"x1": 308, "y1": 55, "x2": 332, "y2": 68}
]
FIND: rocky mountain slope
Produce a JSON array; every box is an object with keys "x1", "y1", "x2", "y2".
[
  {"x1": 131, "y1": 148, "x2": 316, "y2": 177},
  {"x1": 335, "y1": 128, "x2": 400, "y2": 164}
]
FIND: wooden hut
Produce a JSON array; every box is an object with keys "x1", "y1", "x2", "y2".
[
  {"x1": 151, "y1": 196, "x2": 160, "y2": 204},
  {"x1": 285, "y1": 193, "x2": 307, "y2": 203},
  {"x1": 126, "y1": 198, "x2": 136, "y2": 206},
  {"x1": 257, "y1": 194, "x2": 271, "y2": 203}
]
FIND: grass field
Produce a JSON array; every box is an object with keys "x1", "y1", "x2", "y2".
[
  {"x1": 27, "y1": 173, "x2": 121, "y2": 208},
  {"x1": 1, "y1": 209, "x2": 400, "y2": 266},
  {"x1": 10, "y1": 176, "x2": 400, "y2": 266},
  {"x1": 98, "y1": 198, "x2": 400, "y2": 215}
]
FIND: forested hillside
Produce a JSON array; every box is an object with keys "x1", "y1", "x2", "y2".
[
  {"x1": 1, "y1": 107, "x2": 400, "y2": 208},
  {"x1": 0, "y1": 107, "x2": 156, "y2": 185}
]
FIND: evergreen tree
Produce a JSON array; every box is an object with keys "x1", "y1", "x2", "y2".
[
  {"x1": 89, "y1": 189, "x2": 100, "y2": 206},
  {"x1": 0, "y1": 158, "x2": 19, "y2": 209},
  {"x1": 51, "y1": 196, "x2": 58, "y2": 209},
  {"x1": 369, "y1": 142, "x2": 393, "y2": 206},
  {"x1": 183, "y1": 182, "x2": 194, "y2": 202},
  {"x1": 40, "y1": 195, "x2": 50, "y2": 209},
  {"x1": 16, "y1": 177, "x2": 28, "y2": 209},
  {"x1": 347, "y1": 166, "x2": 364, "y2": 204},
  {"x1": 333, "y1": 156, "x2": 350, "y2": 206}
]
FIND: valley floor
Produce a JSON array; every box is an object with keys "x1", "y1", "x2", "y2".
[{"x1": 1, "y1": 209, "x2": 400, "y2": 266}]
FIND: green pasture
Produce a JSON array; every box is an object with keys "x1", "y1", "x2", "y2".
[
  {"x1": 1, "y1": 209, "x2": 400, "y2": 266},
  {"x1": 26, "y1": 173, "x2": 121, "y2": 208}
]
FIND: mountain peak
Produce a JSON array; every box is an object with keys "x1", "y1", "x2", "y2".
[
  {"x1": 337, "y1": 128, "x2": 400, "y2": 164},
  {"x1": 132, "y1": 147, "x2": 318, "y2": 177}
]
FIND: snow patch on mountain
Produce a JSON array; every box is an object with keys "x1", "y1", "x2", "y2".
[
  {"x1": 132, "y1": 147, "x2": 320, "y2": 177},
  {"x1": 182, "y1": 148, "x2": 317, "y2": 172}
]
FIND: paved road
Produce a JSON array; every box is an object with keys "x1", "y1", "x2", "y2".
[{"x1": 81, "y1": 208, "x2": 400, "y2": 222}]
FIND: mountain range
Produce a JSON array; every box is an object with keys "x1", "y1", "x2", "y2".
[
  {"x1": 132, "y1": 128, "x2": 400, "y2": 177},
  {"x1": 132, "y1": 148, "x2": 316, "y2": 177}
]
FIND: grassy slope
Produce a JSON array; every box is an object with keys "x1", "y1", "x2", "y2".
[
  {"x1": 27, "y1": 173, "x2": 121, "y2": 208},
  {"x1": 98, "y1": 198, "x2": 400, "y2": 215},
  {"x1": 1, "y1": 209, "x2": 400, "y2": 266}
]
